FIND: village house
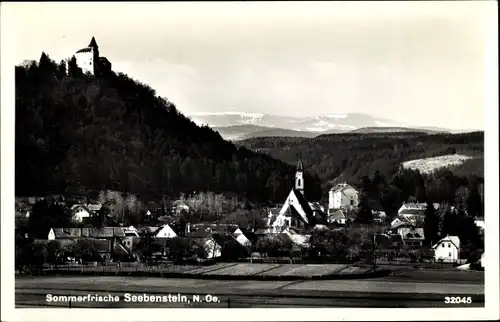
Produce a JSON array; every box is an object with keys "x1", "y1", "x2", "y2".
[
  {"x1": 398, "y1": 202, "x2": 427, "y2": 215},
  {"x1": 171, "y1": 200, "x2": 190, "y2": 215},
  {"x1": 153, "y1": 224, "x2": 180, "y2": 238},
  {"x1": 372, "y1": 210, "x2": 387, "y2": 223},
  {"x1": 399, "y1": 227, "x2": 425, "y2": 247},
  {"x1": 389, "y1": 219, "x2": 416, "y2": 233},
  {"x1": 328, "y1": 183, "x2": 359, "y2": 210},
  {"x1": 232, "y1": 228, "x2": 258, "y2": 247},
  {"x1": 121, "y1": 236, "x2": 141, "y2": 252},
  {"x1": 47, "y1": 227, "x2": 132, "y2": 261},
  {"x1": 123, "y1": 226, "x2": 140, "y2": 237},
  {"x1": 70, "y1": 204, "x2": 95, "y2": 223},
  {"x1": 390, "y1": 212, "x2": 424, "y2": 228},
  {"x1": 327, "y1": 209, "x2": 346, "y2": 225},
  {"x1": 387, "y1": 220, "x2": 425, "y2": 247},
  {"x1": 432, "y1": 235, "x2": 460, "y2": 263},
  {"x1": 183, "y1": 230, "x2": 243, "y2": 259},
  {"x1": 210, "y1": 234, "x2": 247, "y2": 259},
  {"x1": 87, "y1": 203, "x2": 102, "y2": 212}
]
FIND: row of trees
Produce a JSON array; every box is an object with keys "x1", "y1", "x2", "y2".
[
  {"x1": 15, "y1": 53, "x2": 322, "y2": 204},
  {"x1": 352, "y1": 167, "x2": 483, "y2": 222},
  {"x1": 15, "y1": 233, "x2": 125, "y2": 274}
]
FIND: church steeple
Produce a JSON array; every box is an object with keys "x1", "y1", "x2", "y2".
[
  {"x1": 88, "y1": 37, "x2": 98, "y2": 49},
  {"x1": 296, "y1": 159, "x2": 304, "y2": 172},
  {"x1": 295, "y1": 158, "x2": 304, "y2": 195}
]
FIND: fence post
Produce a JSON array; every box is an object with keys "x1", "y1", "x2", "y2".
[
  {"x1": 69, "y1": 293, "x2": 72, "y2": 309},
  {"x1": 227, "y1": 298, "x2": 231, "y2": 308}
]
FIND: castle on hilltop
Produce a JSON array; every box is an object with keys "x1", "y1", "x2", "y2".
[{"x1": 69, "y1": 37, "x2": 112, "y2": 76}]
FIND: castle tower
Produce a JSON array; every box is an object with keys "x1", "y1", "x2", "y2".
[
  {"x1": 295, "y1": 159, "x2": 304, "y2": 195},
  {"x1": 88, "y1": 37, "x2": 99, "y2": 74}
]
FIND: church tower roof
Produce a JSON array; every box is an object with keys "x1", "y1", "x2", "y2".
[
  {"x1": 296, "y1": 159, "x2": 304, "y2": 171},
  {"x1": 88, "y1": 37, "x2": 98, "y2": 49}
]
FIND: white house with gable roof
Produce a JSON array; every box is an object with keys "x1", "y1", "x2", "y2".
[{"x1": 432, "y1": 235, "x2": 460, "y2": 263}]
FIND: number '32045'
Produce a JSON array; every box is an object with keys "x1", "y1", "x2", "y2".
[{"x1": 445, "y1": 296, "x2": 472, "y2": 304}]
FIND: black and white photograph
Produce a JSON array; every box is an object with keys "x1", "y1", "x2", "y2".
[{"x1": 1, "y1": 1, "x2": 498, "y2": 321}]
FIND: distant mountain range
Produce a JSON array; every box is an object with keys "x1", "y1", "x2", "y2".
[{"x1": 186, "y1": 112, "x2": 475, "y2": 140}]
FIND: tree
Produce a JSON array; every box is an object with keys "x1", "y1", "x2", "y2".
[
  {"x1": 466, "y1": 178, "x2": 483, "y2": 218},
  {"x1": 166, "y1": 238, "x2": 195, "y2": 262},
  {"x1": 356, "y1": 176, "x2": 373, "y2": 224},
  {"x1": 135, "y1": 229, "x2": 155, "y2": 264},
  {"x1": 308, "y1": 229, "x2": 349, "y2": 261},
  {"x1": 28, "y1": 200, "x2": 74, "y2": 239},
  {"x1": 67, "y1": 56, "x2": 82, "y2": 77},
  {"x1": 46, "y1": 240, "x2": 63, "y2": 268},
  {"x1": 74, "y1": 239, "x2": 100, "y2": 262},
  {"x1": 15, "y1": 231, "x2": 34, "y2": 274},
  {"x1": 423, "y1": 201, "x2": 439, "y2": 246},
  {"x1": 441, "y1": 208, "x2": 457, "y2": 237},
  {"x1": 56, "y1": 60, "x2": 67, "y2": 79},
  {"x1": 255, "y1": 235, "x2": 290, "y2": 258},
  {"x1": 414, "y1": 172, "x2": 427, "y2": 203},
  {"x1": 220, "y1": 209, "x2": 265, "y2": 229}
]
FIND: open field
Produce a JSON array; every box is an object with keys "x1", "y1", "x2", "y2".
[
  {"x1": 401, "y1": 154, "x2": 474, "y2": 174},
  {"x1": 15, "y1": 269, "x2": 484, "y2": 308},
  {"x1": 35, "y1": 263, "x2": 386, "y2": 279},
  {"x1": 257, "y1": 264, "x2": 349, "y2": 277},
  {"x1": 32, "y1": 263, "x2": 485, "y2": 281}
]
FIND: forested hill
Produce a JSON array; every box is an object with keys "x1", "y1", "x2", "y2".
[
  {"x1": 15, "y1": 53, "x2": 322, "y2": 203},
  {"x1": 237, "y1": 131, "x2": 484, "y2": 189}
]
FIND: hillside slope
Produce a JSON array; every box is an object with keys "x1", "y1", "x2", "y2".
[
  {"x1": 348, "y1": 127, "x2": 445, "y2": 134},
  {"x1": 14, "y1": 53, "x2": 322, "y2": 202},
  {"x1": 237, "y1": 132, "x2": 484, "y2": 189},
  {"x1": 214, "y1": 125, "x2": 321, "y2": 141}
]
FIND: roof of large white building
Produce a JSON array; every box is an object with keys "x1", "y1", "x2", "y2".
[{"x1": 330, "y1": 182, "x2": 357, "y2": 193}]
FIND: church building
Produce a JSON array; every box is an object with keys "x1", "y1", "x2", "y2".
[{"x1": 269, "y1": 159, "x2": 326, "y2": 232}]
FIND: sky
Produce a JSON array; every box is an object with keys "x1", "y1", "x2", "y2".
[{"x1": 4, "y1": 1, "x2": 497, "y2": 130}]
